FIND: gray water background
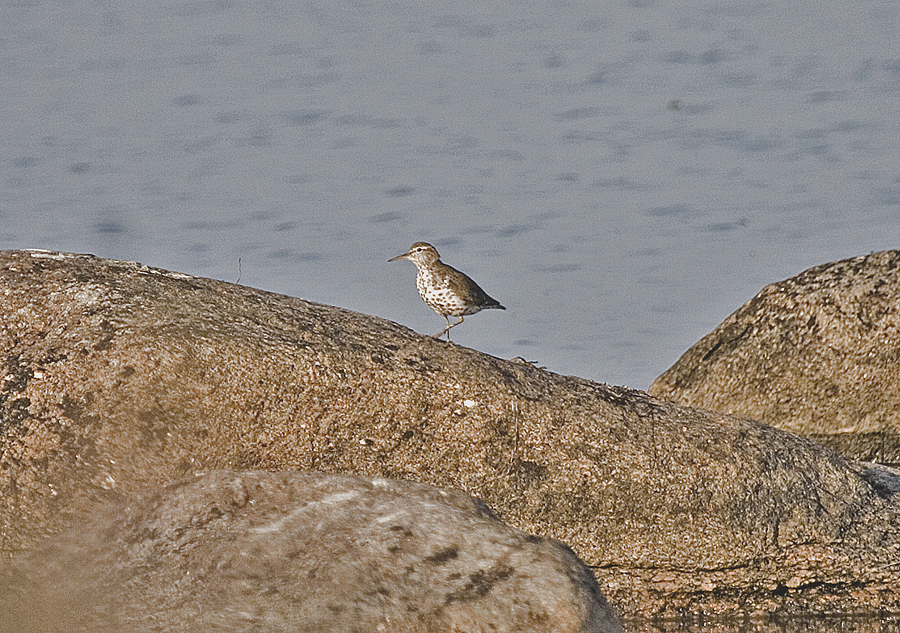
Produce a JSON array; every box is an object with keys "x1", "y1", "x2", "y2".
[
  {"x1": 2, "y1": 0, "x2": 900, "y2": 391},
  {"x1": 2, "y1": 2, "x2": 900, "y2": 630}
]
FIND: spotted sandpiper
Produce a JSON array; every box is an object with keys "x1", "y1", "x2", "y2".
[{"x1": 389, "y1": 242, "x2": 505, "y2": 340}]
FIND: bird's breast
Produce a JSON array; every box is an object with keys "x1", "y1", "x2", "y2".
[{"x1": 416, "y1": 270, "x2": 469, "y2": 316}]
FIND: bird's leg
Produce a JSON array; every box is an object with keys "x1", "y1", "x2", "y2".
[
  {"x1": 433, "y1": 315, "x2": 464, "y2": 341},
  {"x1": 433, "y1": 315, "x2": 453, "y2": 340},
  {"x1": 446, "y1": 316, "x2": 465, "y2": 341}
]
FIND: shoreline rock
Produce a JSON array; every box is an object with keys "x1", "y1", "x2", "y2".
[
  {"x1": 0, "y1": 469, "x2": 622, "y2": 633},
  {"x1": 650, "y1": 250, "x2": 900, "y2": 466},
  {"x1": 1, "y1": 249, "x2": 899, "y2": 619}
]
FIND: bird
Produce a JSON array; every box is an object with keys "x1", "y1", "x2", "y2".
[{"x1": 389, "y1": 242, "x2": 505, "y2": 340}]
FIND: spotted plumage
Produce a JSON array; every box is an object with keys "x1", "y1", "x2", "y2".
[{"x1": 389, "y1": 242, "x2": 505, "y2": 340}]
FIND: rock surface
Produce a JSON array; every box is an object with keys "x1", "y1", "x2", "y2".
[
  {"x1": 650, "y1": 250, "x2": 900, "y2": 465},
  {"x1": 0, "y1": 469, "x2": 621, "y2": 633},
  {"x1": 1, "y1": 250, "x2": 900, "y2": 619}
]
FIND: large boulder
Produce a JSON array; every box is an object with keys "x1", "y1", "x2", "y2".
[
  {"x1": 0, "y1": 469, "x2": 621, "y2": 633},
  {"x1": 650, "y1": 250, "x2": 900, "y2": 465},
  {"x1": 1, "y1": 250, "x2": 900, "y2": 619}
]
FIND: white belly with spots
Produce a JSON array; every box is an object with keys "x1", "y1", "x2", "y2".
[{"x1": 416, "y1": 270, "x2": 468, "y2": 316}]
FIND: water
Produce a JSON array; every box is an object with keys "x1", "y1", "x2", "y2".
[
  {"x1": 2, "y1": 0, "x2": 899, "y2": 391},
  {"x1": 2, "y1": 3, "x2": 900, "y2": 628}
]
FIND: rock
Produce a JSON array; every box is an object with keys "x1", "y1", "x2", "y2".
[
  {"x1": 0, "y1": 469, "x2": 622, "y2": 633},
  {"x1": 1, "y1": 249, "x2": 900, "y2": 618},
  {"x1": 649, "y1": 250, "x2": 900, "y2": 465}
]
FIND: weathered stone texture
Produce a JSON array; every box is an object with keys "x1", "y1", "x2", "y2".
[
  {"x1": 650, "y1": 250, "x2": 900, "y2": 464},
  {"x1": 0, "y1": 470, "x2": 621, "y2": 633},
  {"x1": 1, "y1": 250, "x2": 899, "y2": 619}
]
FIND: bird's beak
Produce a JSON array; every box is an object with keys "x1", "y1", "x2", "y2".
[{"x1": 388, "y1": 253, "x2": 409, "y2": 262}]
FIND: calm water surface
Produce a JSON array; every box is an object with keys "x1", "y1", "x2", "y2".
[
  {"x1": 2, "y1": 0, "x2": 899, "y2": 390},
  {"x1": 1, "y1": 3, "x2": 899, "y2": 627}
]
